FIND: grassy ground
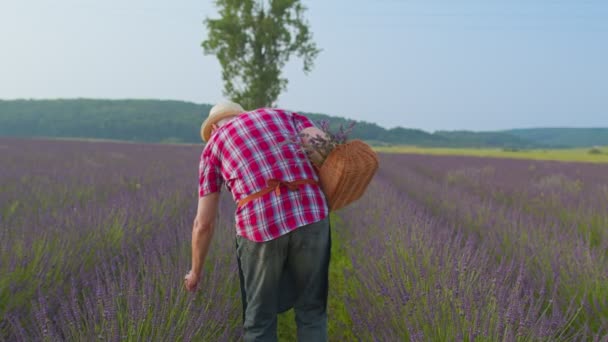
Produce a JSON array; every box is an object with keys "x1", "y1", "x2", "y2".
[{"x1": 374, "y1": 146, "x2": 608, "y2": 163}]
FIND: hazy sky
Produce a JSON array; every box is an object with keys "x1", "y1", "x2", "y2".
[{"x1": 1, "y1": 0, "x2": 607, "y2": 131}]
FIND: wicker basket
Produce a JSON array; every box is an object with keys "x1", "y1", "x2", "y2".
[{"x1": 318, "y1": 139, "x2": 379, "y2": 211}]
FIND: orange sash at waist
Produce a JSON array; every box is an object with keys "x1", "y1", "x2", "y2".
[{"x1": 237, "y1": 178, "x2": 317, "y2": 208}]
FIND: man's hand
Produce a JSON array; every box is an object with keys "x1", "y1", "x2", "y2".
[
  {"x1": 300, "y1": 126, "x2": 329, "y2": 166},
  {"x1": 184, "y1": 270, "x2": 200, "y2": 292}
]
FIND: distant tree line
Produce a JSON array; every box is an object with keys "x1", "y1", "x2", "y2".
[
  {"x1": 1, "y1": 99, "x2": 607, "y2": 148},
  {"x1": 0, "y1": 99, "x2": 210, "y2": 144}
]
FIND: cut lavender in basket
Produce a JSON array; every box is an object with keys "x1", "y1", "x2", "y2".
[{"x1": 297, "y1": 120, "x2": 357, "y2": 166}]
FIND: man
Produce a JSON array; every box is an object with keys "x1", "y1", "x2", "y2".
[{"x1": 183, "y1": 101, "x2": 331, "y2": 341}]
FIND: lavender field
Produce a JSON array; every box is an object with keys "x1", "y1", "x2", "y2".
[{"x1": 1, "y1": 138, "x2": 607, "y2": 341}]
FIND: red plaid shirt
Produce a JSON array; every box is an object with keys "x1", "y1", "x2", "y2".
[{"x1": 198, "y1": 108, "x2": 329, "y2": 242}]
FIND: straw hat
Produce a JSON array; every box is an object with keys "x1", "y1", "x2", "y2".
[{"x1": 200, "y1": 101, "x2": 244, "y2": 142}]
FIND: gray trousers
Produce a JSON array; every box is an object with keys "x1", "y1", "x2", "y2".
[{"x1": 236, "y1": 217, "x2": 331, "y2": 342}]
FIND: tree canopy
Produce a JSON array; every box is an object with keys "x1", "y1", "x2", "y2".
[{"x1": 202, "y1": 0, "x2": 320, "y2": 109}]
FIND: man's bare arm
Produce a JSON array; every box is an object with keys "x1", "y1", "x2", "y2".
[{"x1": 185, "y1": 192, "x2": 220, "y2": 291}]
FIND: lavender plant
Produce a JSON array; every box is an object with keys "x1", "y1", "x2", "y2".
[{"x1": 1, "y1": 137, "x2": 606, "y2": 341}]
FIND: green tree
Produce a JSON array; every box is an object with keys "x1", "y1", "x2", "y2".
[{"x1": 202, "y1": 0, "x2": 320, "y2": 109}]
